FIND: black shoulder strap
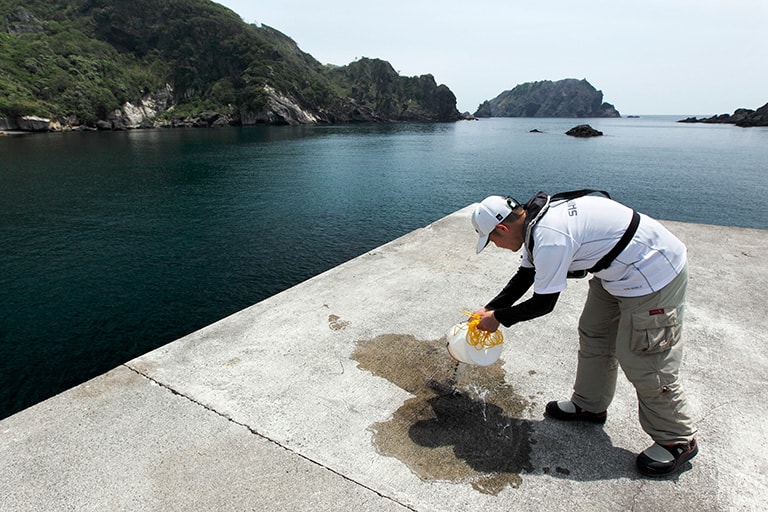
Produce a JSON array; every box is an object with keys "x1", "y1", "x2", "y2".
[{"x1": 588, "y1": 210, "x2": 641, "y2": 273}]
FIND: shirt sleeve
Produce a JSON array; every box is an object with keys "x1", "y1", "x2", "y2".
[
  {"x1": 493, "y1": 292, "x2": 560, "y2": 327},
  {"x1": 485, "y1": 265, "x2": 535, "y2": 310}
]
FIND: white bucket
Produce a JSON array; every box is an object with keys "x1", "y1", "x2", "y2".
[{"x1": 446, "y1": 322, "x2": 502, "y2": 366}]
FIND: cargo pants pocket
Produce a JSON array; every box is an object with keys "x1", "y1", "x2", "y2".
[{"x1": 630, "y1": 308, "x2": 681, "y2": 354}]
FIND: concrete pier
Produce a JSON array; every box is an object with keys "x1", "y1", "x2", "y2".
[{"x1": 2, "y1": 206, "x2": 767, "y2": 511}]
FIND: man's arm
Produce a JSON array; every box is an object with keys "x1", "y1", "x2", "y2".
[
  {"x1": 475, "y1": 265, "x2": 558, "y2": 330},
  {"x1": 492, "y1": 292, "x2": 560, "y2": 327},
  {"x1": 485, "y1": 266, "x2": 536, "y2": 310}
]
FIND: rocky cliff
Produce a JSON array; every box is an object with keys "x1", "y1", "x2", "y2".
[
  {"x1": 678, "y1": 102, "x2": 768, "y2": 127},
  {"x1": 325, "y1": 59, "x2": 460, "y2": 123},
  {"x1": 0, "y1": 1, "x2": 460, "y2": 131},
  {"x1": 474, "y1": 79, "x2": 620, "y2": 118}
]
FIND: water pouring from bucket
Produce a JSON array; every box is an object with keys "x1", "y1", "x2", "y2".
[{"x1": 446, "y1": 310, "x2": 504, "y2": 366}]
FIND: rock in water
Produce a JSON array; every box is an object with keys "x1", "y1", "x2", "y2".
[{"x1": 565, "y1": 124, "x2": 603, "y2": 137}]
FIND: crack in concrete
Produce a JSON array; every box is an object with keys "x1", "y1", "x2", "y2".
[{"x1": 123, "y1": 363, "x2": 417, "y2": 512}]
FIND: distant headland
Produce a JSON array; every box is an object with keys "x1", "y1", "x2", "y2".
[
  {"x1": 0, "y1": 2, "x2": 462, "y2": 132},
  {"x1": 678, "y1": 103, "x2": 768, "y2": 127}
]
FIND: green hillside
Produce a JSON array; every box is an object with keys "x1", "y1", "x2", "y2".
[{"x1": 0, "y1": 0, "x2": 460, "y2": 129}]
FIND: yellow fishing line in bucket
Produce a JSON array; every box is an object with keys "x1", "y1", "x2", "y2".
[{"x1": 459, "y1": 310, "x2": 504, "y2": 349}]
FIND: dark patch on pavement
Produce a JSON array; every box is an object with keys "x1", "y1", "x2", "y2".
[{"x1": 352, "y1": 333, "x2": 535, "y2": 495}]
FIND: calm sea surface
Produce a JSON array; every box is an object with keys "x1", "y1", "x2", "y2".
[{"x1": 1, "y1": 117, "x2": 767, "y2": 418}]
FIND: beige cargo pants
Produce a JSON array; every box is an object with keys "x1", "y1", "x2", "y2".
[{"x1": 571, "y1": 264, "x2": 696, "y2": 444}]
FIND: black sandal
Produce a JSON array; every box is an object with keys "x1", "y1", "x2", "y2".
[
  {"x1": 545, "y1": 400, "x2": 607, "y2": 424},
  {"x1": 636, "y1": 438, "x2": 698, "y2": 477}
]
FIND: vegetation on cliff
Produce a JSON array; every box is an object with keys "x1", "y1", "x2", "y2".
[
  {"x1": 0, "y1": 0, "x2": 460, "y2": 130},
  {"x1": 475, "y1": 79, "x2": 620, "y2": 118}
]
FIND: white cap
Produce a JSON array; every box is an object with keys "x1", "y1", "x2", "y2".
[{"x1": 472, "y1": 196, "x2": 518, "y2": 253}]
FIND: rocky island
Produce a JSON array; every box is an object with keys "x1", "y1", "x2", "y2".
[{"x1": 474, "y1": 79, "x2": 620, "y2": 118}]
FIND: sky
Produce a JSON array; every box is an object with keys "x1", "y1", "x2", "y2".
[{"x1": 215, "y1": 1, "x2": 767, "y2": 115}]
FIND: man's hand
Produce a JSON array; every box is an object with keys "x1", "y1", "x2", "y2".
[{"x1": 473, "y1": 308, "x2": 500, "y2": 332}]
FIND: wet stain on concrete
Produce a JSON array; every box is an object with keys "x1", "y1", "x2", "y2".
[
  {"x1": 352, "y1": 334, "x2": 535, "y2": 495},
  {"x1": 328, "y1": 314, "x2": 351, "y2": 331}
]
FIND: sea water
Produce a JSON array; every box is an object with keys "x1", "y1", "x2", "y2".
[{"x1": 1, "y1": 116, "x2": 766, "y2": 418}]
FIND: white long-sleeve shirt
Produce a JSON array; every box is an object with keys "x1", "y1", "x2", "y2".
[{"x1": 522, "y1": 195, "x2": 687, "y2": 297}]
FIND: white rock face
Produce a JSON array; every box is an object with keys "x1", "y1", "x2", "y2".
[
  {"x1": 239, "y1": 85, "x2": 319, "y2": 126},
  {"x1": 18, "y1": 115, "x2": 51, "y2": 131},
  {"x1": 121, "y1": 103, "x2": 146, "y2": 127},
  {"x1": 114, "y1": 84, "x2": 175, "y2": 128}
]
